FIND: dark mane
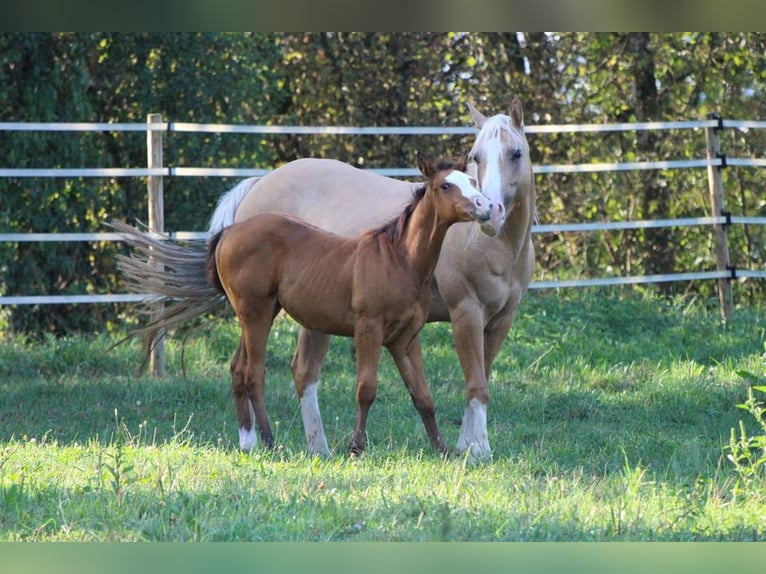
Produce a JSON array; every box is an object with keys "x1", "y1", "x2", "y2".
[
  {"x1": 370, "y1": 160, "x2": 459, "y2": 244},
  {"x1": 370, "y1": 184, "x2": 426, "y2": 243}
]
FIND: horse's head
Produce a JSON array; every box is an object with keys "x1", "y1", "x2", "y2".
[
  {"x1": 467, "y1": 96, "x2": 533, "y2": 237},
  {"x1": 416, "y1": 151, "x2": 492, "y2": 225}
]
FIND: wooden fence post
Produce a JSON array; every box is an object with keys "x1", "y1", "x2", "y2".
[
  {"x1": 704, "y1": 114, "x2": 734, "y2": 323},
  {"x1": 147, "y1": 113, "x2": 166, "y2": 376}
]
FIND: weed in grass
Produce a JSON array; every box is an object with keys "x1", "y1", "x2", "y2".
[
  {"x1": 101, "y1": 410, "x2": 136, "y2": 507},
  {"x1": 726, "y1": 370, "x2": 766, "y2": 496},
  {"x1": 603, "y1": 453, "x2": 652, "y2": 538}
]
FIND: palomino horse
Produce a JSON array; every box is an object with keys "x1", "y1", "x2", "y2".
[
  {"x1": 208, "y1": 97, "x2": 535, "y2": 459},
  {"x1": 207, "y1": 153, "x2": 488, "y2": 454}
]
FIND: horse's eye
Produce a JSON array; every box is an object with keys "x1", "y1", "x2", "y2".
[
  {"x1": 440, "y1": 183, "x2": 450, "y2": 192},
  {"x1": 512, "y1": 149, "x2": 522, "y2": 160},
  {"x1": 472, "y1": 155, "x2": 481, "y2": 164}
]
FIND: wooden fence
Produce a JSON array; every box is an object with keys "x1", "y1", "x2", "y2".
[{"x1": 2, "y1": 115, "x2": 766, "y2": 372}]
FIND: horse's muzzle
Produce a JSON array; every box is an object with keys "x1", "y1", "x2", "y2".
[
  {"x1": 475, "y1": 210, "x2": 492, "y2": 223},
  {"x1": 477, "y1": 202, "x2": 505, "y2": 237},
  {"x1": 470, "y1": 195, "x2": 493, "y2": 221}
]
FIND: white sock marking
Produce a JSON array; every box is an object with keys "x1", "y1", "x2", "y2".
[
  {"x1": 456, "y1": 398, "x2": 491, "y2": 460},
  {"x1": 239, "y1": 426, "x2": 258, "y2": 451},
  {"x1": 239, "y1": 401, "x2": 258, "y2": 451},
  {"x1": 300, "y1": 381, "x2": 330, "y2": 456}
]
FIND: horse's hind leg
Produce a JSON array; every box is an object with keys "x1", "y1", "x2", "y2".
[
  {"x1": 290, "y1": 327, "x2": 332, "y2": 456},
  {"x1": 237, "y1": 299, "x2": 280, "y2": 450},
  {"x1": 388, "y1": 336, "x2": 448, "y2": 455},
  {"x1": 231, "y1": 336, "x2": 259, "y2": 451}
]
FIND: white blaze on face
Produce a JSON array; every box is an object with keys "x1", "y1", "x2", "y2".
[
  {"x1": 477, "y1": 137, "x2": 505, "y2": 212},
  {"x1": 469, "y1": 113, "x2": 529, "y2": 235},
  {"x1": 444, "y1": 170, "x2": 485, "y2": 203}
]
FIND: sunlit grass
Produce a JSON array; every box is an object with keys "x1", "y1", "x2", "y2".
[{"x1": 1, "y1": 289, "x2": 765, "y2": 540}]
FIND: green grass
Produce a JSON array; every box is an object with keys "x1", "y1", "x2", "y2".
[{"x1": 1, "y1": 289, "x2": 765, "y2": 541}]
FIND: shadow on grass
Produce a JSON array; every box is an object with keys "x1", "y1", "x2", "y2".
[{"x1": 1, "y1": 291, "x2": 764, "y2": 486}]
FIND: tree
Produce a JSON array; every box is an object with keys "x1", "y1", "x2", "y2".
[
  {"x1": 2, "y1": 33, "x2": 765, "y2": 335},
  {"x1": 503, "y1": 33, "x2": 765, "y2": 302},
  {"x1": 0, "y1": 33, "x2": 285, "y2": 334}
]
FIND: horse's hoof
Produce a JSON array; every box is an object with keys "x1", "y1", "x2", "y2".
[
  {"x1": 348, "y1": 443, "x2": 365, "y2": 457},
  {"x1": 457, "y1": 445, "x2": 493, "y2": 464},
  {"x1": 308, "y1": 447, "x2": 332, "y2": 458}
]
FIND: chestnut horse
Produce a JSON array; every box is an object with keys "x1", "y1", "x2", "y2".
[
  {"x1": 208, "y1": 153, "x2": 489, "y2": 454},
  {"x1": 115, "y1": 154, "x2": 491, "y2": 455},
  {"x1": 208, "y1": 97, "x2": 535, "y2": 459}
]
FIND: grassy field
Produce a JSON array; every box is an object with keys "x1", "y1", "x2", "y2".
[{"x1": 1, "y1": 289, "x2": 765, "y2": 541}]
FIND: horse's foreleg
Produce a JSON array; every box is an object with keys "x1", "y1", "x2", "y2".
[
  {"x1": 290, "y1": 327, "x2": 332, "y2": 457},
  {"x1": 349, "y1": 322, "x2": 383, "y2": 455},
  {"x1": 449, "y1": 301, "x2": 492, "y2": 460},
  {"x1": 388, "y1": 336, "x2": 448, "y2": 455},
  {"x1": 482, "y1": 305, "x2": 516, "y2": 381}
]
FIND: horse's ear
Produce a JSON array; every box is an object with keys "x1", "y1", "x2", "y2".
[
  {"x1": 467, "y1": 102, "x2": 486, "y2": 129},
  {"x1": 416, "y1": 151, "x2": 434, "y2": 178},
  {"x1": 509, "y1": 96, "x2": 524, "y2": 129},
  {"x1": 454, "y1": 152, "x2": 469, "y2": 172}
]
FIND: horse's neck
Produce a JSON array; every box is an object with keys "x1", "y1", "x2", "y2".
[
  {"x1": 399, "y1": 192, "x2": 450, "y2": 284},
  {"x1": 500, "y1": 178, "x2": 536, "y2": 254}
]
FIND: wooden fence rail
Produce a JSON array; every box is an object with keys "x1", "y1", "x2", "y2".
[{"x1": 2, "y1": 116, "x2": 765, "y2": 373}]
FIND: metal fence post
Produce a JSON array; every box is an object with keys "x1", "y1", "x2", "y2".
[
  {"x1": 704, "y1": 114, "x2": 734, "y2": 323},
  {"x1": 147, "y1": 113, "x2": 166, "y2": 376}
]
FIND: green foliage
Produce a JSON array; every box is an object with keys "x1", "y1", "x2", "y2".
[
  {"x1": 2, "y1": 33, "x2": 766, "y2": 335},
  {"x1": 726, "y1": 370, "x2": 766, "y2": 495},
  {"x1": 0, "y1": 33, "x2": 284, "y2": 334}
]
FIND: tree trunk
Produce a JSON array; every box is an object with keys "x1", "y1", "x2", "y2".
[{"x1": 627, "y1": 33, "x2": 674, "y2": 284}]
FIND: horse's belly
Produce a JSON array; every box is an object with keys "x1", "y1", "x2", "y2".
[
  {"x1": 278, "y1": 272, "x2": 356, "y2": 337},
  {"x1": 279, "y1": 292, "x2": 354, "y2": 337}
]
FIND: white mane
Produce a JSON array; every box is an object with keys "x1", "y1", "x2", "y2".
[{"x1": 469, "y1": 114, "x2": 527, "y2": 160}]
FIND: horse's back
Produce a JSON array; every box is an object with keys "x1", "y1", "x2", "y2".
[
  {"x1": 221, "y1": 212, "x2": 345, "y2": 266},
  {"x1": 234, "y1": 158, "x2": 416, "y2": 236}
]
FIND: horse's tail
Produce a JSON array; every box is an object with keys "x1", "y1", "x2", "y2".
[
  {"x1": 207, "y1": 177, "x2": 258, "y2": 235},
  {"x1": 205, "y1": 229, "x2": 225, "y2": 295},
  {"x1": 110, "y1": 219, "x2": 228, "y2": 367}
]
